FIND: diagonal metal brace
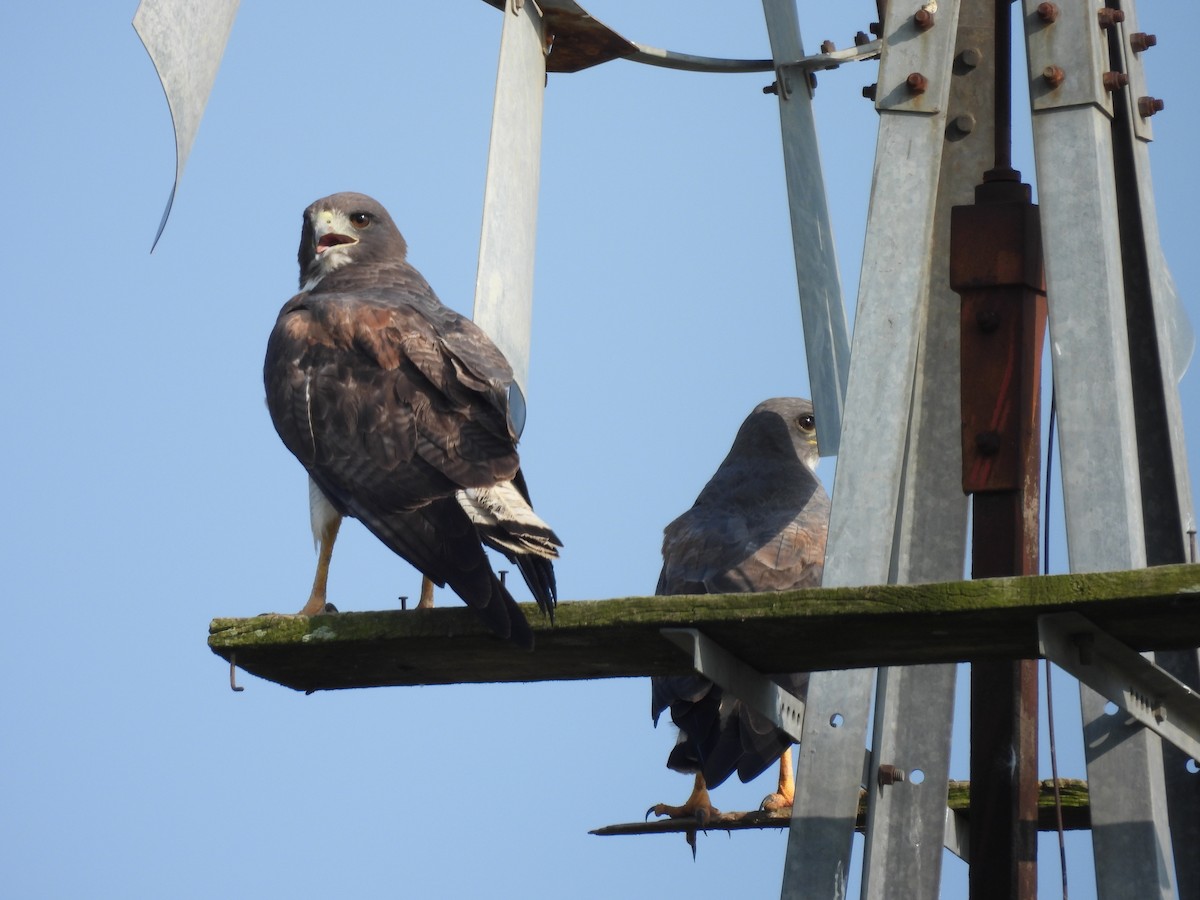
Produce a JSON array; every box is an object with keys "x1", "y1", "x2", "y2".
[
  {"x1": 660, "y1": 628, "x2": 806, "y2": 742},
  {"x1": 661, "y1": 628, "x2": 979, "y2": 862},
  {"x1": 1039, "y1": 612, "x2": 1200, "y2": 762}
]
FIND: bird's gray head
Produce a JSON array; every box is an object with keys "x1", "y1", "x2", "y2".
[
  {"x1": 297, "y1": 192, "x2": 408, "y2": 291},
  {"x1": 734, "y1": 397, "x2": 821, "y2": 473}
]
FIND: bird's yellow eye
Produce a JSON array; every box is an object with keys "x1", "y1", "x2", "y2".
[
  {"x1": 798, "y1": 414, "x2": 815, "y2": 433},
  {"x1": 349, "y1": 212, "x2": 372, "y2": 229}
]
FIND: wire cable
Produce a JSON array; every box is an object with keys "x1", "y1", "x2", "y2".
[{"x1": 1043, "y1": 388, "x2": 1068, "y2": 899}]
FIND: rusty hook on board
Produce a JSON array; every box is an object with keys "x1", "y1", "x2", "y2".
[{"x1": 230, "y1": 654, "x2": 245, "y2": 692}]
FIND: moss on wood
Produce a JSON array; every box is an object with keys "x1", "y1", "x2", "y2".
[
  {"x1": 590, "y1": 779, "x2": 1091, "y2": 838},
  {"x1": 209, "y1": 563, "x2": 1200, "y2": 692}
]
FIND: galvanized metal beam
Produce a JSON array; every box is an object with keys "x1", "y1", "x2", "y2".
[
  {"x1": 1039, "y1": 612, "x2": 1200, "y2": 762},
  {"x1": 780, "y1": 3, "x2": 962, "y2": 898},
  {"x1": 859, "y1": 0, "x2": 1002, "y2": 892},
  {"x1": 1021, "y1": 1, "x2": 1175, "y2": 895},
  {"x1": 1106, "y1": 6, "x2": 1199, "y2": 888},
  {"x1": 1041, "y1": 614, "x2": 1200, "y2": 763},
  {"x1": 659, "y1": 628, "x2": 806, "y2": 742},
  {"x1": 760, "y1": 0, "x2": 851, "y2": 457},
  {"x1": 862, "y1": 664, "x2": 958, "y2": 897}
]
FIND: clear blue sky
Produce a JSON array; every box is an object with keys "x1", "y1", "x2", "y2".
[{"x1": 3, "y1": 3, "x2": 1196, "y2": 898}]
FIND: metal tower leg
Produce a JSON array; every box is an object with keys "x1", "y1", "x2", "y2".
[
  {"x1": 760, "y1": 0, "x2": 851, "y2": 457},
  {"x1": 780, "y1": 3, "x2": 962, "y2": 898},
  {"x1": 861, "y1": 1, "x2": 1008, "y2": 893},
  {"x1": 1021, "y1": 2, "x2": 1175, "y2": 896},
  {"x1": 1108, "y1": 3, "x2": 1199, "y2": 894}
]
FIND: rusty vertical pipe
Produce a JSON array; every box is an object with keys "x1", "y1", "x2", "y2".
[{"x1": 951, "y1": 172, "x2": 1046, "y2": 899}]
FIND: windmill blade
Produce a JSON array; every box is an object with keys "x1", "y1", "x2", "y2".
[
  {"x1": 474, "y1": 0, "x2": 548, "y2": 437},
  {"x1": 133, "y1": 0, "x2": 240, "y2": 250}
]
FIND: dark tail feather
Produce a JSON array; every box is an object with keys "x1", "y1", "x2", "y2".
[
  {"x1": 353, "y1": 501, "x2": 533, "y2": 648},
  {"x1": 514, "y1": 554, "x2": 557, "y2": 621},
  {"x1": 446, "y1": 569, "x2": 534, "y2": 650},
  {"x1": 496, "y1": 576, "x2": 535, "y2": 650}
]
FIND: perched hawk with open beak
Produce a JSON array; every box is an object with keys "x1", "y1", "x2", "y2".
[{"x1": 263, "y1": 192, "x2": 560, "y2": 648}]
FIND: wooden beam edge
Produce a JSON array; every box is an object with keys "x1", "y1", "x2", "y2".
[{"x1": 208, "y1": 563, "x2": 1200, "y2": 692}]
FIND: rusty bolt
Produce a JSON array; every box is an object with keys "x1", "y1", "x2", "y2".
[
  {"x1": 1098, "y1": 8, "x2": 1125, "y2": 29},
  {"x1": 1130, "y1": 32, "x2": 1158, "y2": 52},
  {"x1": 1103, "y1": 71, "x2": 1129, "y2": 92},
  {"x1": 1138, "y1": 96, "x2": 1165, "y2": 118},
  {"x1": 906, "y1": 72, "x2": 929, "y2": 95},
  {"x1": 869, "y1": 21, "x2": 883, "y2": 37},
  {"x1": 855, "y1": 30, "x2": 871, "y2": 46},
  {"x1": 976, "y1": 431, "x2": 1002, "y2": 457},
  {"x1": 821, "y1": 39, "x2": 836, "y2": 53},
  {"x1": 959, "y1": 47, "x2": 982, "y2": 69},
  {"x1": 976, "y1": 308, "x2": 1001, "y2": 333},
  {"x1": 1042, "y1": 65, "x2": 1066, "y2": 88},
  {"x1": 878, "y1": 764, "x2": 907, "y2": 787},
  {"x1": 954, "y1": 114, "x2": 977, "y2": 135},
  {"x1": 862, "y1": 83, "x2": 878, "y2": 101},
  {"x1": 1036, "y1": 2, "x2": 1059, "y2": 23},
  {"x1": 763, "y1": 81, "x2": 779, "y2": 95},
  {"x1": 914, "y1": 8, "x2": 935, "y2": 30}
]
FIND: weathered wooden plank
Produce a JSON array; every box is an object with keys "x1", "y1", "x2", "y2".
[
  {"x1": 589, "y1": 779, "x2": 1091, "y2": 837},
  {"x1": 209, "y1": 564, "x2": 1200, "y2": 692}
]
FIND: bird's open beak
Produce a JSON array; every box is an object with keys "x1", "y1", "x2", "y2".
[{"x1": 316, "y1": 232, "x2": 356, "y2": 254}]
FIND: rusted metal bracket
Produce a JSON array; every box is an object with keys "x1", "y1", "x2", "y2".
[{"x1": 1039, "y1": 612, "x2": 1200, "y2": 763}]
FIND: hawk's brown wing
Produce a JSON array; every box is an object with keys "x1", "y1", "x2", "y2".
[{"x1": 264, "y1": 279, "x2": 535, "y2": 644}]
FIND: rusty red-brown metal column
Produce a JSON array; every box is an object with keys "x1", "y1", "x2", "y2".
[
  {"x1": 948, "y1": 1, "x2": 1047, "y2": 895},
  {"x1": 951, "y1": 168, "x2": 1046, "y2": 898}
]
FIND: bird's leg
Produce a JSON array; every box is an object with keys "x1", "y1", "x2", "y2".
[
  {"x1": 298, "y1": 513, "x2": 342, "y2": 615},
  {"x1": 760, "y1": 747, "x2": 795, "y2": 812},
  {"x1": 646, "y1": 772, "x2": 719, "y2": 826},
  {"x1": 416, "y1": 575, "x2": 435, "y2": 609}
]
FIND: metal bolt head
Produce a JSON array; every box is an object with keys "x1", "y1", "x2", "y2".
[
  {"x1": 906, "y1": 72, "x2": 929, "y2": 95},
  {"x1": 1130, "y1": 32, "x2": 1158, "y2": 52},
  {"x1": 869, "y1": 21, "x2": 883, "y2": 37},
  {"x1": 959, "y1": 47, "x2": 982, "y2": 69},
  {"x1": 976, "y1": 431, "x2": 1002, "y2": 456},
  {"x1": 1103, "y1": 71, "x2": 1129, "y2": 92},
  {"x1": 820, "y1": 39, "x2": 836, "y2": 54},
  {"x1": 862, "y1": 83, "x2": 878, "y2": 101},
  {"x1": 1097, "y1": 8, "x2": 1126, "y2": 29},
  {"x1": 854, "y1": 30, "x2": 871, "y2": 47},
  {"x1": 1042, "y1": 65, "x2": 1065, "y2": 89},
  {"x1": 976, "y1": 308, "x2": 1000, "y2": 333},
  {"x1": 878, "y1": 764, "x2": 907, "y2": 787},
  {"x1": 1036, "y1": 2, "x2": 1059, "y2": 23},
  {"x1": 914, "y1": 9, "x2": 935, "y2": 31},
  {"x1": 1138, "y1": 96, "x2": 1165, "y2": 118},
  {"x1": 763, "y1": 81, "x2": 779, "y2": 95},
  {"x1": 954, "y1": 114, "x2": 976, "y2": 135}
]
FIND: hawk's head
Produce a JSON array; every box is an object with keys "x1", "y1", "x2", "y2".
[
  {"x1": 298, "y1": 192, "x2": 408, "y2": 291},
  {"x1": 737, "y1": 397, "x2": 821, "y2": 474}
]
